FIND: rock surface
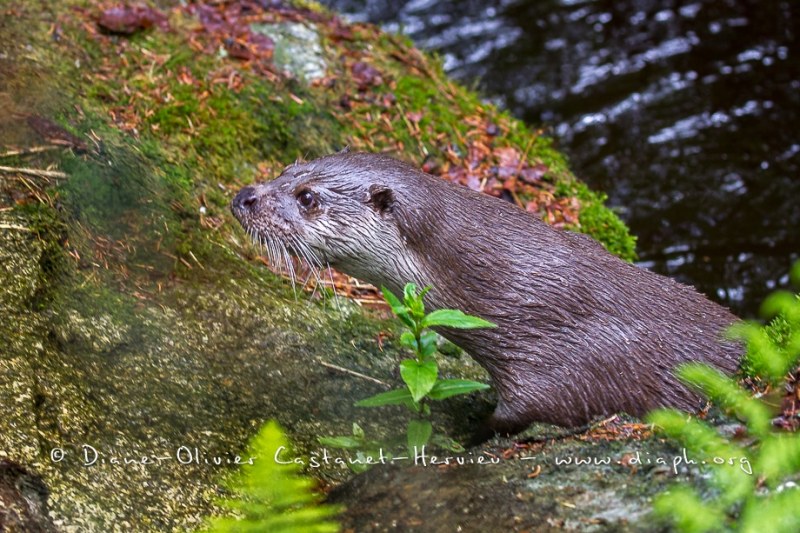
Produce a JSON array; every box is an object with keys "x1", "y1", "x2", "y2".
[{"x1": 0, "y1": 1, "x2": 695, "y2": 531}]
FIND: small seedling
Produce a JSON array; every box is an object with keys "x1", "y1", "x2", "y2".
[
  {"x1": 324, "y1": 283, "x2": 493, "y2": 459},
  {"x1": 357, "y1": 283, "x2": 493, "y2": 452}
]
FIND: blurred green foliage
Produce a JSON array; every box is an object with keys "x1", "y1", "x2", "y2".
[
  {"x1": 206, "y1": 420, "x2": 341, "y2": 533},
  {"x1": 648, "y1": 262, "x2": 800, "y2": 532}
]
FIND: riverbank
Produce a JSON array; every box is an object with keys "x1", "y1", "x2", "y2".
[{"x1": 0, "y1": 1, "x2": 658, "y2": 530}]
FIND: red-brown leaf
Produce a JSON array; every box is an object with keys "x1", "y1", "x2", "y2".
[{"x1": 97, "y1": 6, "x2": 168, "y2": 35}]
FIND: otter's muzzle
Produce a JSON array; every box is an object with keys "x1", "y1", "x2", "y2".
[{"x1": 231, "y1": 186, "x2": 258, "y2": 216}]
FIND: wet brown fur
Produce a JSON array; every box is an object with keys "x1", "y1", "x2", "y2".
[{"x1": 232, "y1": 152, "x2": 741, "y2": 433}]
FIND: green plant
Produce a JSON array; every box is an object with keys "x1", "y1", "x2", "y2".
[
  {"x1": 207, "y1": 420, "x2": 342, "y2": 533},
  {"x1": 317, "y1": 423, "x2": 394, "y2": 474},
  {"x1": 324, "y1": 283, "x2": 493, "y2": 456},
  {"x1": 362, "y1": 283, "x2": 493, "y2": 451},
  {"x1": 648, "y1": 262, "x2": 800, "y2": 533}
]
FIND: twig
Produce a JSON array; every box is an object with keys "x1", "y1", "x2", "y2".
[
  {"x1": 0, "y1": 223, "x2": 31, "y2": 231},
  {"x1": 0, "y1": 165, "x2": 68, "y2": 179},
  {"x1": 0, "y1": 146, "x2": 61, "y2": 158},
  {"x1": 396, "y1": 102, "x2": 427, "y2": 159},
  {"x1": 515, "y1": 134, "x2": 537, "y2": 177},
  {"x1": 318, "y1": 360, "x2": 388, "y2": 387},
  {"x1": 188, "y1": 250, "x2": 205, "y2": 270}
]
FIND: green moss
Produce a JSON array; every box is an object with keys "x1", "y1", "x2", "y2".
[
  {"x1": 391, "y1": 74, "x2": 478, "y2": 150},
  {"x1": 765, "y1": 313, "x2": 792, "y2": 348},
  {"x1": 66, "y1": 0, "x2": 639, "y2": 264},
  {"x1": 508, "y1": 127, "x2": 573, "y2": 179},
  {"x1": 43, "y1": 0, "x2": 638, "y2": 283},
  {"x1": 149, "y1": 83, "x2": 201, "y2": 135},
  {"x1": 239, "y1": 81, "x2": 341, "y2": 166},
  {"x1": 572, "y1": 184, "x2": 638, "y2": 261},
  {"x1": 57, "y1": 135, "x2": 171, "y2": 236},
  {"x1": 737, "y1": 299, "x2": 799, "y2": 377},
  {"x1": 14, "y1": 203, "x2": 72, "y2": 312}
]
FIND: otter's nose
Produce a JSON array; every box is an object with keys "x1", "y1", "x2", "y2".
[{"x1": 232, "y1": 186, "x2": 258, "y2": 212}]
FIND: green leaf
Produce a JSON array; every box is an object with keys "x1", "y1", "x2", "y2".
[
  {"x1": 403, "y1": 282, "x2": 418, "y2": 304},
  {"x1": 355, "y1": 388, "x2": 415, "y2": 409},
  {"x1": 428, "y1": 379, "x2": 490, "y2": 400},
  {"x1": 348, "y1": 452, "x2": 372, "y2": 474},
  {"x1": 761, "y1": 291, "x2": 800, "y2": 324},
  {"x1": 727, "y1": 321, "x2": 792, "y2": 385},
  {"x1": 400, "y1": 359, "x2": 438, "y2": 402},
  {"x1": 677, "y1": 363, "x2": 773, "y2": 438},
  {"x1": 381, "y1": 285, "x2": 405, "y2": 314},
  {"x1": 404, "y1": 283, "x2": 426, "y2": 320},
  {"x1": 756, "y1": 434, "x2": 800, "y2": 484},
  {"x1": 418, "y1": 285, "x2": 432, "y2": 300},
  {"x1": 418, "y1": 331, "x2": 438, "y2": 358},
  {"x1": 407, "y1": 419, "x2": 432, "y2": 453},
  {"x1": 382, "y1": 286, "x2": 415, "y2": 330},
  {"x1": 317, "y1": 436, "x2": 363, "y2": 449},
  {"x1": 647, "y1": 409, "x2": 754, "y2": 504},
  {"x1": 653, "y1": 487, "x2": 727, "y2": 533},
  {"x1": 739, "y1": 485, "x2": 800, "y2": 533},
  {"x1": 421, "y1": 309, "x2": 496, "y2": 329},
  {"x1": 399, "y1": 331, "x2": 418, "y2": 351},
  {"x1": 646, "y1": 262, "x2": 800, "y2": 533}
]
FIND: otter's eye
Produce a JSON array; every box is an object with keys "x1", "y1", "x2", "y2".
[{"x1": 296, "y1": 189, "x2": 317, "y2": 210}]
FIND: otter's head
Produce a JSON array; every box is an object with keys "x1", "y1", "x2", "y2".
[{"x1": 231, "y1": 152, "x2": 424, "y2": 288}]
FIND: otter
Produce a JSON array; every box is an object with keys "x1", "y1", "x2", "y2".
[{"x1": 231, "y1": 152, "x2": 741, "y2": 433}]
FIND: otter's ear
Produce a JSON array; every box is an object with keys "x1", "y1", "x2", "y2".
[{"x1": 367, "y1": 184, "x2": 395, "y2": 215}]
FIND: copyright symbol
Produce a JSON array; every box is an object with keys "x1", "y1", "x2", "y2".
[{"x1": 50, "y1": 448, "x2": 66, "y2": 462}]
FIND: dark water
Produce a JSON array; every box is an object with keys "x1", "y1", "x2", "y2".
[{"x1": 321, "y1": 0, "x2": 800, "y2": 317}]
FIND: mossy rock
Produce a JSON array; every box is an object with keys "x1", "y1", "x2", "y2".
[{"x1": 0, "y1": 1, "x2": 646, "y2": 531}]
